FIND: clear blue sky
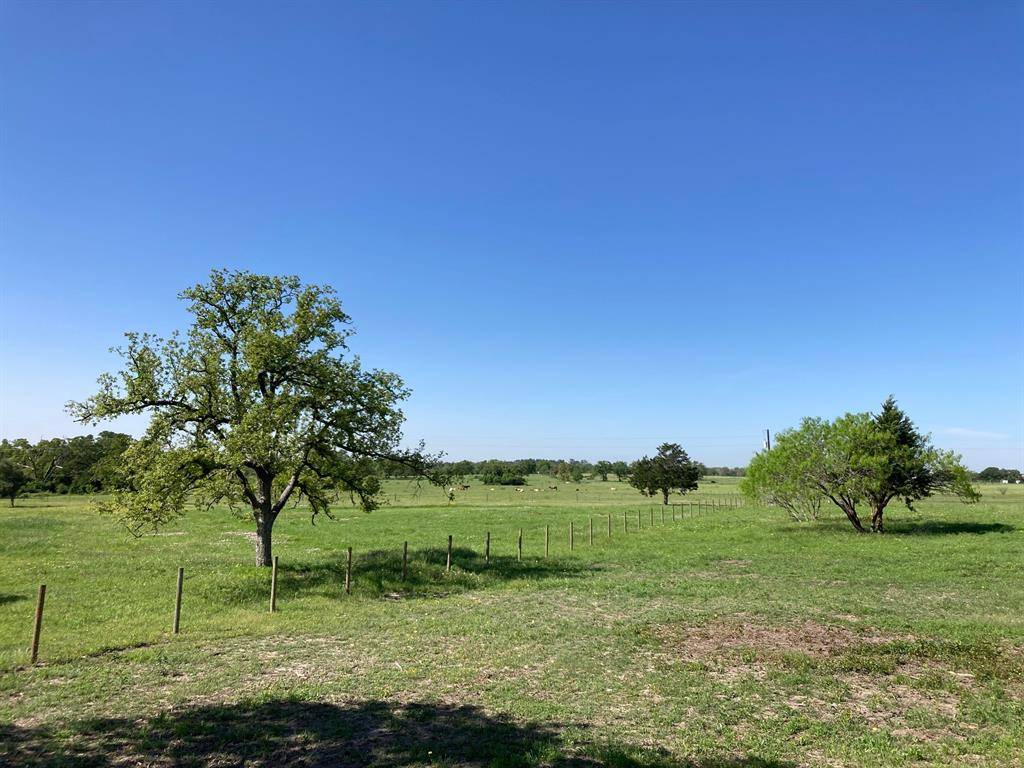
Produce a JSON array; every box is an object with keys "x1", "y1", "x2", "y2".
[{"x1": 1, "y1": 1, "x2": 1021, "y2": 469}]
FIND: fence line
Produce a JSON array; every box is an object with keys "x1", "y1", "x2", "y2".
[{"x1": 23, "y1": 497, "x2": 748, "y2": 665}]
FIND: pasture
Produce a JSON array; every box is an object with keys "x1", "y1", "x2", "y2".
[{"x1": 1, "y1": 477, "x2": 1022, "y2": 767}]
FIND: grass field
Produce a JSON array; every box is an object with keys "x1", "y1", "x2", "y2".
[{"x1": 1, "y1": 477, "x2": 1022, "y2": 766}]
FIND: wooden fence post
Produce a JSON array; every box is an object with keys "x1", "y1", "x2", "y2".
[
  {"x1": 30, "y1": 584, "x2": 45, "y2": 664},
  {"x1": 623, "y1": 509, "x2": 627, "y2": 533},
  {"x1": 345, "y1": 547, "x2": 353, "y2": 594},
  {"x1": 569, "y1": 521, "x2": 574, "y2": 551},
  {"x1": 589, "y1": 516, "x2": 593, "y2": 545},
  {"x1": 607, "y1": 512, "x2": 612, "y2": 537},
  {"x1": 485, "y1": 531, "x2": 491, "y2": 564},
  {"x1": 446, "y1": 535, "x2": 453, "y2": 573},
  {"x1": 402, "y1": 541, "x2": 409, "y2": 581},
  {"x1": 270, "y1": 557, "x2": 279, "y2": 613},
  {"x1": 650, "y1": 507, "x2": 654, "y2": 527},
  {"x1": 545, "y1": 525, "x2": 550, "y2": 557},
  {"x1": 173, "y1": 567, "x2": 184, "y2": 634},
  {"x1": 518, "y1": 529, "x2": 523, "y2": 561},
  {"x1": 661, "y1": 507, "x2": 665, "y2": 525},
  {"x1": 637, "y1": 508, "x2": 642, "y2": 530}
]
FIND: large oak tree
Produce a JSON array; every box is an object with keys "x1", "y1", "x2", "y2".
[{"x1": 69, "y1": 269, "x2": 444, "y2": 565}]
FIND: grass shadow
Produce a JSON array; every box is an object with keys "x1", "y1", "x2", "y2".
[
  {"x1": 0, "y1": 594, "x2": 27, "y2": 606},
  {"x1": 282, "y1": 546, "x2": 600, "y2": 602},
  {"x1": 887, "y1": 521, "x2": 1016, "y2": 536},
  {"x1": 804, "y1": 517, "x2": 1017, "y2": 538},
  {"x1": 205, "y1": 547, "x2": 601, "y2": 608},
  {"x1": 0, "y1": 697, "x2": 795, "y2": 767}
]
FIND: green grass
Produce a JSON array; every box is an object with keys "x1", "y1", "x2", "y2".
[{"x1": 1, "y1": 477, "x2": 1022, "y2": 766}]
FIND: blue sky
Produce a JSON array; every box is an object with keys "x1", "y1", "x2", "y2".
[{"x1": 1, "y1": 1, "x2": 1021, "y2": 469}]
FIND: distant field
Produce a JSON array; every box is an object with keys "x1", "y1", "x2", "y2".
[{"x1": 1, "y1": 477, "x2": 1022, "y2": 766}]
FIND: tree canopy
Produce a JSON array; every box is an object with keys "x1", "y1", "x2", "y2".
[
  {"x1": 976, "y1": 466, "x2": 1023, "y2": 483},
  {"x1": 610, "y1": 461, "x2": 630, "y2": 481},
  {"x1": 475, "y1": 460, "x2": 526, "y2": 486},
  {"x1": 0, "y1": 434, "x2": 133, "y2": 502},
  {"x1": 69, "y1": 269, "x2": 443, "y2": 565},
  {"x1": 741, "y1": 398, "x2": 979, "y2": 532},
  {"x1": 628, "y1": 443, "x2": 703, "y2": 504},
  {"x1": 0, "y1": 454, "x2": 29, "y2": 507}
]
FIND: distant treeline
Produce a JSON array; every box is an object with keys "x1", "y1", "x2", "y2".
[
  {"x1": 0, "y1": 437, "x2": 753, "y2": 501},
  {"x1": 976, "y1": 466, "x2": 1023, "y2": 483},
  {"x1": 3, "y1": 433, "x2": 1016, "y2": 502},
  {"x1": 0, "y1": 433, "x2": 134, "y2": 501},
  {"x1": 430, "y1": 459, "x2": 748, "y2": 486}
]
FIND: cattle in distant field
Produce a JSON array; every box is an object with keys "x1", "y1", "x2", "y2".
[
  {"x1": 548, "y1": 485, "x2": 558, "y2": 491},
  {"x1": 457, "y1": 484, "x2": 471, "y2": 491}
]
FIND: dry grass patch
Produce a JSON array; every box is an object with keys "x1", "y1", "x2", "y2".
[
  {"x1": 650, "y1": 617, "x2": 892, "y2": 662},
  {"x1": 647, "y1": 618, "x2": 1024, "y2": 749}
]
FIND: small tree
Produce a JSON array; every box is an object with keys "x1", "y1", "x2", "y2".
[
  {"x1": 594, "y1": 461, "x2": 613, "y2": 481},
  {"x1": 12, "y1": 438, "x2": 67, "y2": 492},
  {"x1": 628, "y1": 443, "x2": 702, "y2": 505},
  {"x1": 742, "y1": 399, "x2": 979, "y2": 532},
  {"x1": 552, "y1": 462, "x2": 573, "y2": 483},
  {"x1": 69, "y1": 269, "x2": 444, "y2": 566},
  {"x1": 611, "y1": 461, "x2": 629, "y2": 481},
  {"x1": 743, "y1": 415, "x2": 884, "y2": 528},
  {"x1": 862, "y1": 396, "x2": 979, "y2": 531},
  {"x1": 477, "y1": 461, "x2": 525, "y2": 486},
  {"x1": 739, "y1": 425, "x2": 824, "y2": 522},
  {"x1": 0, "y1": 455, "x2": 30, "y2": 506}
]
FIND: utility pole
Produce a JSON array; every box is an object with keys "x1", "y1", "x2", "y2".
[{"x1": 764, "y1": 429, "x2": 771, "y2": 451}]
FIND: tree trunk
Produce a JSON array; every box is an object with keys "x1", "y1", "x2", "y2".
[
  {"x1": 254, "y1": 512, "x2": 277, "y2": 567},
  {"x1": 840, "y1": 504, "x2": 866, "y2": 533},
  {"x1": 871, "y1": 505, "x2": 885, "y2": 533},
  {"x1": 662, "y1": 489, "x2": 669, "y2": 505}
]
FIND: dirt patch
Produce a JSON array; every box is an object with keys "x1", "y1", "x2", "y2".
[
  {"x1": 649, "y1": 619, "x2": 1005, "y2": 746},
  {"x1": 224, "y1": 531, "x2": 259, "y2": 542},
  {"x1": 844, "y1": 671, "x2": 960, "y2": 719},
  {"x1": 222, "y1": 531, "x2": 290, "y2": 544},
  {"x1": 685, "y1": 571, "x2": 759, "y2": 582},
  {"x1": 783, "y1": 671, "x2": 967, "y2": 743},
  {"x1": 652, "y1": 618, "x2": 888, "y2": 661}
]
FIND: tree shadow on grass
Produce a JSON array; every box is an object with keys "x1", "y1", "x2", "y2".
[
  {"x1": 284, "y1": 546, "x2": 600, "y2": 601},
  {"x1": 207, "y1": 548, "x2": 600, "y2": 608},
  {"x1": 0, "y1": 594, "x2": 27, "y2": 606},
  {"x1": 0, "y1": 698, "x2": 795, "y2": 767},
  {"x1": 887, "y1": 521, "x2": 1016, "y2": 536}
]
